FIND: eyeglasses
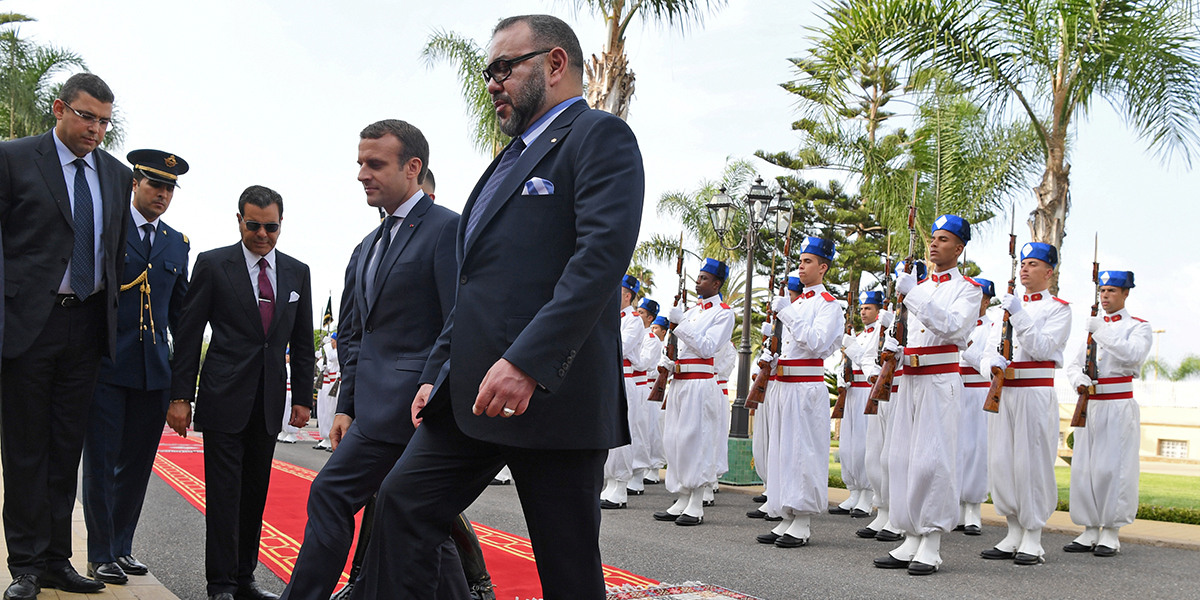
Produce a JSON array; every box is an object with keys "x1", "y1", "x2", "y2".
[
  {"x1": 243, "y1": 220, "x2": 280, "y2": 233},
  {"x1": 482, "y1": 49, "x2": 551, "y2": 84},
  {"x1": 62, "y1": 101, "x2": 113, "y2": 128}
]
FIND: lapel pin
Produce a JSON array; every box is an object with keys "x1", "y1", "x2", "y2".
[{"x1": 550, "y1": 138, "x2": 557, "y2": 143}]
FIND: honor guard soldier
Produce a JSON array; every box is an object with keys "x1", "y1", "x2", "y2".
[
  {"x1": 957, "y1": 277, "x2": 998, "y2": 535},
  {"x1": 832, "y1": 290, "x2": 885, "y2": 518},
  {"x1": 1064, "y1": 270, "x2": 1151, "y2": 557},
  {"x1": 647, "y1": 314, "x2": 670, "y2": 485},
  {"x1": 81, "y1": 150, "x2": 190, "y2": 584},
  {"x1": 601, "y1": 275, "x2": 645, "y2": 509},
  {"x1": 632, "y1": 298, "x2": 663, "y2": 489},
  {"x1": 980, "y1": 242, "x2": 1071, "y2": 566},
  {"x1": 655, "y1": 259, "x2": 735, "y2": 526},
  {"x1": 874, "y1": 215, "x2": 981, "y2": 575},
  {"x1": 313, "y1": 333, "x2": 339, "y2": 451},
  {"x1": 708, "y1": 339, "x2": 736, "y2": 504},
  {"x1": 756, "y1": 238, "x2": 844, "y2": 548}
]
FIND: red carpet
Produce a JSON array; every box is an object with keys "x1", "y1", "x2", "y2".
[{"x1": 153, "y1": 430, "x2": 657, "y2": 599}]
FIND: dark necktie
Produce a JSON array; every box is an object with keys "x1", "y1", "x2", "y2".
[
  {"x1": 372, "y1": 215, "x2": 399, "y2": 285},
  {"x1": 71, "y1": 158, "x2": 95, "y2": 297},
  {"x1": 257, "y1": 257, "x2": 274, "y2": 334},
  {"x1": 141, "y1": 223, "x2": 154, "y2": 258},
  {"x1": 464, "y1": 137, "x2": 526, "y2": 240}
]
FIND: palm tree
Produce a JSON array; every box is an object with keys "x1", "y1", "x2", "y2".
[
  {"x1": 0, "y1": 13, "x2": 86, "y2": 141},
  {"x1": 422, "y1": 30, "x2": 510, "y2": 157}
]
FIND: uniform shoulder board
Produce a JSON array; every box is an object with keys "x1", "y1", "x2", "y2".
[
  {"x1": 1052, "y1": 296, "x2": 1069, "y2": 305},
  {"x1": 821, "y1": 292, "x2": 835, "y2": 302},
  {"x1": 182, "y1": 234, "x2": 190, "y2": 244},
  {"x1": 720, "y1": 302, "x2": 731, "y2": 309},
  {"x1": 1132, "y1": 316, "x2": 1147, "y2": 323},
  {"x1": 648, "y1": 332, "x2": 656, "y2": 338},
  {"x1": 963, "y1": 276, "x2": 982, "y2": 287}
]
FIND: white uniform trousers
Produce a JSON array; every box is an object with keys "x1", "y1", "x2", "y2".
[
  {"x1": 887, "y1": 372, "x2": 960, "y2": 535},
  {"x1": 957, "y1": 385, "x2": 990, "y2": 503},
  {"x1": 317, "y1": 376, "x2": 338, "y2": 441},
  {"x1": 604, "y1": 378, "x2": 641, "y2": 483},
  {"x1": 839, "y1": 385, "x2": 870, "y2": 491},
  {"x1": 1070, "y1": 398, "x2": 1140, "y2": 529},
  {"x1": 752, "y1": 392, "x2": 770, "y2": 485},
  {"x1": 764, "y1": 381, "x2": 830, "y2": 518},
  {"x1": 866, "y1": 398, "x2": 891, "y2": 509},
  {"x1": 988, "y1": 386, "x2": 1059, "y2": 530},
  {"x1": 627, "y1": 378, "x2": 654, "y2": 473},
  {"x1": 663, "y1": 378, "x2": 723, "y2": 493},
  {"x1": 715, "y1": 382, "x2": 730, "y2": 478}
]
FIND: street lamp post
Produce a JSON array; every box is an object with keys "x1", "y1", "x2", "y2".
[{"x1": 1153, "y1": 329, "x2": 1166, "y2": 381}]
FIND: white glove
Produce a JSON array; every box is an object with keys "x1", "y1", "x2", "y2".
[
  {"x1": 895, "y1": 270, "x2": 918, "y2": 296},
  {"x1": 882, "y1": 335, "x2": 900, "y2": 354},
  {"x1": 760, "y1": 321, "x2": 773, "y2": 337},
  {"x1": 879, "y1": 310, "x2": 894, "y2": 329},
  {"x1": 758, "y1": 350, "x2": 776, "y2": 365},
  {"x1": 1000, "y1": 293, "x2": 1023, "y2": 315},
  {"x1": 771, "y1": 295, "x2": 790, "y2": 313},
  {"x1": 989, "y1": 355, "x2": 1010, "y2": 372},
  {"x1": 668, "y1": 305, "x2": 684, "y2": 324},
  {"x1": 658, "y1": 354, "x2": 675, "y2": 372},
  {"x1": 842, "y1": 333, "x2": 856, "y2": 349},
  {"x1": 1086, "y1": 315, "x2": 1104, "y2": 334}
]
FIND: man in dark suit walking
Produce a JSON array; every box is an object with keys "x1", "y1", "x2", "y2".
[
  {"x1": 353, "y1": 15, "x2": 643, "y2": 600},
  {"x1": 0, "y1": 73, "x2": 133, "y2": 600},
  {"x1": 82, "y1": 150, "x2": 192, "y2": 585},
  {"x1": 279, "y1": 120, "x2": 468, "y2": 600},
  {"x1": 169, "y1": 185, "x2": 315, "y2": 600}
]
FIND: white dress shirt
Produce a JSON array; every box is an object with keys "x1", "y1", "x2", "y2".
[
  {"x1": 130, "y1": 203, "x2": 160, "y2": 247},
  {"x1": 242, "y1": 243, "x2": 278, "y2": 300},
  {"x1": 364, "y1": 188, "x2": 424, "y2": 290},
  {"x1": 54, "y1": 129, "x2": 104, "y2": 294}
]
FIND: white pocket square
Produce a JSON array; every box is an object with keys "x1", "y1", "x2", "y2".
[
  {"x1": 521, "y1": 177, "x2": 555, "y2": 195},
  {"x1": 289, "y1": 291, "x2": 300, "y2": 303}
]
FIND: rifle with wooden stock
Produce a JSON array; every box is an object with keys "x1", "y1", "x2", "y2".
[
  {"x1": 864, "y1": 235, "x2": 892, "y2": 416},
  {"x1": 1071, "y1": 234, "x2": 1100, "y2": 427},
  {"x1": 831, "y1": 293, "x2": 856, "y2": 419},
  {"x1": 745, "y1": 220, "x2": 792, "y2": 411},
  {"x1": 982, "y1": 208, "x2": 1018, "y2": 413},
  {"x1": 867, "y1": 175, "x2": 919, "y2": 405},
  {"x1": 649, "y1": 236, "x2": 686, "y2": 408}
]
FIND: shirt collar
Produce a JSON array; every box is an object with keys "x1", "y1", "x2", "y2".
[
  {"x1": 802, "y1": 283, "x2": 826, "y2": 298},
  {"x1": 520, "y1": 96, "x2": 584, "y2": 148},
  {"x1": 130, "y1": 203, "x2": 159, "y2": 231},
  {"x1": 53, "y1": 128, "x2": 96, "y2": 170},
  {"x1": 242, "y1": 242, "x2": 277, "y2": 271},
  {"x1": 698, "y1": 294, "x2": 721, "y2": 309},
  {"x1": 1105, "y1": 307, "x2": 1130, "y2": 321},
  {"x1": 930, "y1": 268, "x2": 959, "y2": 283},
  {"x1": 386, "y1": 189, "x2": 425, "y2": 219}
]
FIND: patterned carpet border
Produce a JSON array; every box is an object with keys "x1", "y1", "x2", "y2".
[{"x1": 606, "y1": 582, "x2": 763, "y2": 599}]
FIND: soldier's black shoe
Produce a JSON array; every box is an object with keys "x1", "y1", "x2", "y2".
[
  {"x1": 653, "y1": 511, "x2": 680, "y2": 522},
  {"x1": 756, "y1": 532, "x2": 781, "y2": 544},
  {"x1": 643, "y1": 478, "x2": 660, "y2": 485},
  {"x1": 489, "y1": 479, "x2": 510, "y2": 486},
  {"x1": 980, "y1": 548, "x2": 1016, "y2": 560},
  {"x1": 856, "y1": 527, "x2": 879, "y2": 539},
  {"x1": 752, "y1": 494, "x2": 767, "y2": 503},
  {"x1": 626, "y1": 489, "x2": 644, "y2": 496},
  {"x1": 600, "y1": 500, "x2": 626, "y2": 509},
  {"x1": 774, "y1": 534, "x2": 808, "y2": 548},
  {"x1": 116, "y1": 555, "x2": 149, "y2": 576},
  {"x1": 907, "y1": 561, "x2": 937, "y2": 575},
  {"x1": 849, "y1": 508, "x2": 871, "y2": 518},
  {"x1": 875, "y1": 530, "x2": 903, "y2": 542},
  {"x1": 703, "y1": 500, "x2": 715, "y2": 507},
  {"x1": 1063, "y1": 541, "x2": 1094, "y2": 553},
  {"x1": 674, "y1": 514, "x2": 703, "y2": 526},
  {"x1": 3, "y1": 574, "x2": 39, "y2": 600},
  {"x1": 952, "y1": 524, "x2": 966, "y2": 531},
  {"x1": 1013, "y1": 552, "x2": 1044, "y2": 566},
  {"x1": 764, "y1": 515, "x2": 783, "y2": 522},
  {"x1": 874, "y1": 555, "x2": 909, "y2": 569},
  {"x1": 828, "y1": 506, "x2": 851, "y2": 515},
  {"x1": 746, "y1": 509, "x2": 767, "y2": 519},
  {"x1": 963, "y1": 525, "x2": 982, "y2": 536},
  {"x1": 1093, "y1": 545, "x2": 1118, "y2": 557}
]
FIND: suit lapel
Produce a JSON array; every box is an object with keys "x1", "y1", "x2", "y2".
[
  {"x1": 368, "y1": 194, "x2": 430, "y2": 314},
  {"x1": 269, "y1": 256, "x2": 292, "y2": 336},
  {"x1": 94, "y1": 150, "x2": 117, "y2": 246},
  {"x1": 127, "y1": 214, "x2": 148, "y2": 263},
  {"x1": 149, "y1": 224, "x2": 170, "y2": 261},
  {"x1": 222, "y1": 245, "x2": 263, "y2": 337},
  {"x1": 35, "y1": 131, "x2": 73, "y2": 226},
  {"x1": 355, "y1": 228, "x2": 373, "y2": 319}
]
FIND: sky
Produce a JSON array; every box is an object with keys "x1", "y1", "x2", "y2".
[{"x1": 8, "y1": 0, "x2": 1197, "y2": 366}]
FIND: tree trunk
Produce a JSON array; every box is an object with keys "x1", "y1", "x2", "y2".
[
  {"x1": 1030, "y1": 153, "x2": 1070, "y2": 295},
  {"x1": 585, "y1": 48, "x2": 635, "y2": 120}
]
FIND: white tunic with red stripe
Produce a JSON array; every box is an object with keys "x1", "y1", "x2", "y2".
[
  {"x1": 1066, "y1": 307, "x2": 1151, "y2": 530},
  {"x1": 663, "y1": 296, "x2": 735, "y2": 493},
  {"x1": 604, "y1": 307, "x2": 646, "y2": 483},
  {"x1": 316, "y1": 342, "x2": 340, "y2": 441},
  {"x1": 839, "y1": 320, "x2": 881, "y2": 492},
  {"x1": 764, "y1": 284, "x2": 843, "y2": 519},
  {"x1": 714, "y1": 340, "x2": 736, "y2": 478},
  {"x1": 281, "y1": 362, "x2": 299, "y2": 434},
  {"x1": 984, "y1": 290, "x2": 1072, "y2": 531},
  {"x1": 957, "y1": 308, "x2": 1001, "y2": 504},
  {"x1": 886, "y1": 268, "x2": 981, "y2": 536},
  {"x1": 632, "y1": 326, "x2": 664, "y2": 471}
]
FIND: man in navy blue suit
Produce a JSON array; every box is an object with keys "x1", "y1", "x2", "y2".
[
  {"x1": 352, "y1": 14, "x2": 644, "y2": 600},
  {"x1": 82, "y1": 150, "x2": 191, "y2": 585},
  {"x1": 280, "y1": 120, "x2": 467, "y2": 600}
]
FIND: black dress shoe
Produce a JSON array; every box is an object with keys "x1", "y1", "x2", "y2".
[
  {"x1": 980, "y1": 548, "x2": 1016, "y2": 560},
  {"x1": 703, "y1": 499, "x2": 715, "y2": 507},
  {"x1": 40, "y1": 565, "x2": 105, "y2": 593},
  {"x1": 1063, "y1": 541, "x2": 1095, "y2": 553},
  {"x1": 752, "y1": 494, "x2": 767, "y2": 503},
  {"x1": 235, "y1": 581, "x2": 280, "y2": 600},
  {"x1": 774, "y1": 534, "x2": 808, "y2": 548},
  {"x1": 764, "y1": 515, "x2": 783, "y2": 522},
  {"x1": 489, "y1": 478, "x2": 510, "y2": 485},
  {"x1": 952, "y1": 524, "x2": 966, "y2": 531},
  {"x1": 626, "y1": 489, "x2": 644, "y2": 496},
  {"x1": 209, "y1": 595, "x2": 235, "y2": 600},
  {"x1": 116, "y1": 555, "x2": 149, "y2": 576},
  {"x1": 849, "y1": 508, "x2": 871, "y2": 518},
  {"x1": 674, "y1": 514, "x2": 703, "y2": 526},
  {"x1": 1013, "y1": 552, "x2": 1043, "y2": 566},
  {"x1": 643, "y1": 478, "x2": 660, "y2": 485},
  {"x1": 330, "y1": 581, "x2": 353, "y2": 600},
  {"x1": 875, "y1": 530, "x2": 904, "y2": 542},
  {"x1": 87, "y1": 562, "x2": 128, "y2": 585},
  {"x1": 1093, "y1": 545, "x2": 1118, "y2": 557},
  {"x1": 907, "y1": 561, "x2": 937, "y2": 575},
  {"x1": 600, "y1": 499, "x2": 626, "y2": 509},
  {"x1": 874, "y1": 555, "x2": 910, "y2": 569},
  {"x1": 746, "y1": 509, "x2": 767, "y2": 519},
  {"x1": 653, "y1": 511, "x2": 679, "y2": 522},
  {"x1": 856, "y1": 527, "x2": 879, "y2": 539},
  {"x1": 756, "y1": 532, "x2": 781, "y2": 544},
  {"x1": 828, "y1": 506, "x2": 851, "y2": 515},
  {"x1": 963, "y1": 524, "x2": 982, "y2": 536},
  {"x1": 4, "y1": 574, "x2": 39, "y2": 600}
]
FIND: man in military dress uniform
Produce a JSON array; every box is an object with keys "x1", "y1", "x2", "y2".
[
  {"x1": 82, "y1": 150, "x2": 190, "y2": 584},
  {"x1": 600, "y1": 275, "x2": 643, "y2": 509},
  {"x1": 956, "y1": 277, "x2": 998, "y2": 535},
  {"x1": 832, "y1": 290, "x2": 885, "y2": 518},
  {"x1": 630, "y1": 298, "x2": 662, "y2": 490}
]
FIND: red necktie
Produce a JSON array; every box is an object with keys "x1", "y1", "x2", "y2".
[{"x1": 258, "y1": 257, "x2": 275, "y2": 334}]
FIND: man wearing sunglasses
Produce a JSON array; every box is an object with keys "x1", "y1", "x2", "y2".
[
  {"x1": 169, "y1": 186, "x2": 315, "y2": 600},
  {"x1": 354, "y1": 14, "x2": 643, "y2": 600},
  {"x1": 0, "y1": 73, "x2": 134, "y2": 599}
]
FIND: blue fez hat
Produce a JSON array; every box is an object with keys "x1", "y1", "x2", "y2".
[
  {"x1": 931, "y1": 214, "x2": 971, "y2": 243},
  {"x1": 622, "y1": 274, "x2": 641, "y2": 294},
  {"x1": 639, "y1": 298, "x2": 660, "y2": 315},
  {"x1": 786, "y1": 276, "x2": 802, "y2": 292},
  {"x1": 652, "y1": 316, "x2": 669, "y2": 328},
  {"x1": 1020, "y1": 242, "x2": 1059, "y2": 268},
  {"x1": 895, "y1": 259, "x2": 928, "y2": 281},
  {"x1": 127, "y1": 149, "x2": 188, "y2": 187},
  {"x1": 700, "y1": 258, "x2": 729, "y2": 281},
  {"x1": 1098, "y1": 270, "x2": 1135, "y2": 289},
  {"x1": 859, "y1": 290, "x2": 884, "y2": 306},
  {"x1": 973, "y1": 277, "x2": 997, "y2": 297},
  {"x1": 329, "y1": 332, "x2": 337, "y2": 340},
  {"x1": 799, "y1": 236, "x2": 836, "y2": 261}
]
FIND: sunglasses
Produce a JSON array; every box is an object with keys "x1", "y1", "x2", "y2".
[
  {"x1": 243, "y1": 220, "x2": 280, "y2": 233},
  {"x1": 482, "y1": 49, "x2": 551, "y2": 83}
]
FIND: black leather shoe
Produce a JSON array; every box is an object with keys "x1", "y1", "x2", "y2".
[
  {"x1": 752, "y1": 494, "x2": 767, "y2": 503},
  {"x1": 774, "y1": 534, "x2": 808, "y2": 548},
  {"x1": 489, "y1": 478, "x2": 510, "y2": 486},
  {"x1": 40, "y1": 565, "x2": 105, "y2": 593},
  {"x1": 849, "y1": 508, "x2": 871, "y2": 518},
  {"x1": 980, "y1": 548, "x2": 1016, "y2": 560},
  {"x1": 235, "y1": 581, "x2": 280, "y2": 600},
  {"x1": 4, "y1": 574, "x2": 39, "y2": 600},
  {"x1": 643, "y1": 478, "x2": 660, "y2": 485},
  {"x1": 653, "y1": 511, "x2": 679, "y2": 522},
  {"x1": 756, "y1": 532, "x2": 781, "y2": 544},
  {"x1": 116, "y1": 555, "x2": 149, "y2": 576},
  {"x1": 87, "y1": 562, "x2": 128, "y2": 585},
  {"x1": 626, "y1": 489, "x2": 644, "y2": 496},
  {"x1": 209, "y1": 594, "x2": 236, "y2": 600},
  {"x1": 874, "y1": 555, "x2": 910, "y2": 569},
  {"x1": 1014, "y1": 552, "x2": 1043, "y2": 566},
  {"x1": 828, "y1": 506, "x2": 851, "y2": 515},
  {"x1": 1063, "y1": 541, "x2": 1094, "y2": 553},
  {"x1": 875, "y1": 530, "x2": 904, "y2": 542},
  {"x1": 746, "y1": 509, "x2": 767, "y2": 519},
  {"x1": 856, "y1": 527, "x2": 879, "y2": 539},
  {"x1": 907, "y1": 561, "x2": 937, "y2": 575},
  {"x1": 330, "y1": 581, "x2": 353, "y2": 600},
  {"x1": 468, "y1": 576, "x2": 496, "y2": 600},
  {"x1": 1093, "y1": 545, "x2": 1118, "y2": 557},
  {"x1": 600, "y1": 499, "x2": 626, "y2": 509},
  {"x1": 674, "y1": 514, "x2": 703, "y2": 526},
  {"x1": 703, "y1": 500, "x2": 715, "y2": 507},
  {"x1": 963, "y1": 524, "x2": 982, "y2": 536},
  {"x1": 764, "y1": 515, "x2": 783, "y2": 522},
  {"x1": 952, "y1": 524, "x2": 966, "y2": 531}
]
